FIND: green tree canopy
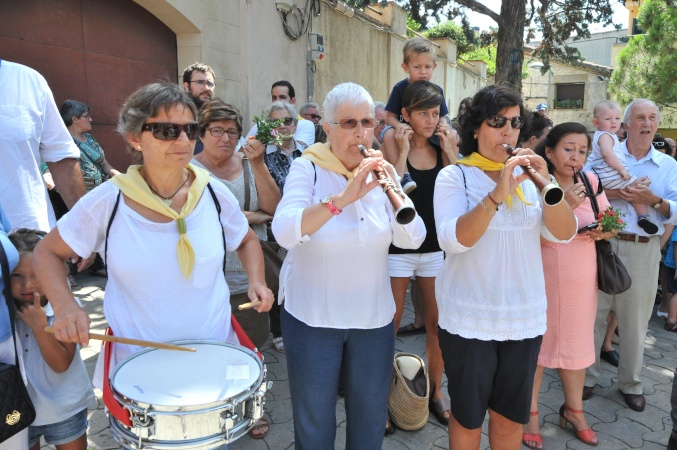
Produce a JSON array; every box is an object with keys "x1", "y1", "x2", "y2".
[
  {"x1": 423, "y1": 20, "x2": 478, "y2": 54},
  {"x1": 345, "y1": 0, "x2": 619, "y2": 92},
  {"x1": 610, "y1": 0, "x2": 677, "y2": 105}
]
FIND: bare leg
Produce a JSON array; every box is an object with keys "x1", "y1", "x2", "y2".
[
  {"x1": 488, "y1": 409, "x2": 523, "y2": 450},
  {"x1": 390, "y1": 277, "x2": 411, "y2": 332},
  {"x1": 449, "y1": 414, "x2": 482, "y2": 450},
  {"x1": 559, "y1": 368, "x2": 598, "y2": 444},
  {"x1": 667, "y1": 292, "x2": 677, "y2": 323},
  {"x1": 55, "y1": 433, "x2": 88, "y2": 450},
  {"x1": 409, "y1": 278, "x2": 425, "y2": 328},
  {"x1": 416, "y1": 276, "x2": 447, "y2": 414},
  {"x1": 602, "y1": 310, "x2": 617, "y2": 352},
  {"x1": 522, "y1": 365, "x2": 544, "y2": 449}
]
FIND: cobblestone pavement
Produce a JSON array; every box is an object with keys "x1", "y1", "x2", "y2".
[{"x1": 40, "y1": 274, "x2": 674, "y2": 449}]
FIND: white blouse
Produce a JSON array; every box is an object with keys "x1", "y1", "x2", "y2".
[
  {"x1": 272, "y1": 158, "x2": 426, "y2": 329},
  {"x1": 434, "y1": 165, "x2": 575, "y2": 341}
]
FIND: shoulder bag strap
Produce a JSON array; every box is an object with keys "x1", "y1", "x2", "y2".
[
  {"x1": 577, "y1": 171, "x2": 600, "y2": 217},
  {"x1": 242, "y1": 155, "x2": 251, "y2": 212},
  {"x1": 456, "y1": 165, "x2": 470, "y2": 210},
  {"x1": 206, "y1": 183, "x2": 227, "y2": 275},
  {"x1": 104, "y1": 190, "x2": 122, "y2": 266},
  {"x1": 0, "y1": 240, "x2": 20, "y2": 367}
]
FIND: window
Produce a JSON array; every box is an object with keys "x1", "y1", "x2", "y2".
[
  {"x1": 632, "y1": 18, "x2": 644, "y2": 35},
  {"x1": 554, "y1": 83, "x2": 585, "y2": 109}
]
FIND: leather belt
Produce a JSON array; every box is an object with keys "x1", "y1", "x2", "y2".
[{"x1": 616, "y1": 233, "x2": 650, "y2": 243}]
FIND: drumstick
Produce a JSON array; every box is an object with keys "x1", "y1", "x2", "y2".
[
  {"x1": 44, "y1": 327, "x2": 196, "y2": 352},
  {"x1": 238, "y1": 300, "x2": 262, "y2": 310}
]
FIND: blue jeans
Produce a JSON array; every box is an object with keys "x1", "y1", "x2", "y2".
[{"x1": 282, "y1": 308, "x2": 394, "y2": 450}]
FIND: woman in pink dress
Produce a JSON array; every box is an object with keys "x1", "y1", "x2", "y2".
[{"x1": 523, "y1": 122, "x2": 615, "y2": 449}]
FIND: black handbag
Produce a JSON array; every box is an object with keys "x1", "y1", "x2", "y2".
[
  {"x1": 0, "y1": 239, "x2": 36, "y2": 443},
  {"x1": 576, "y1": 171, "x2": 632, "y2": 295}
]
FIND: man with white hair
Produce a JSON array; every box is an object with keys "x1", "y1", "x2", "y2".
[{"x1": 584, "y1": 99, "x2": 677, "y2": 412}]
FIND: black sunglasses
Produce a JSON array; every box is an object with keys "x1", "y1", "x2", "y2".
[
  {"x1": 275, "y1": 117, "x2": 294, "y2": 127},
  {"x1": 306, "y1": 114, "x2": 322, "y2": 121},
  {"x1": 141, "y1": 123, "x2": 199, "y2": 140},
  {"x1": 486, "y1": 115, "x2": 525, "y2": 129},
  {"x1": 653, "y1": 141, "x2": 666, "y2": 148},
  {"x1": 328, "y1": 118, "x2": 376, "y2": 129}
]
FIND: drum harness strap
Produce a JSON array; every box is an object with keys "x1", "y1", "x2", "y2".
[{"x1": 101, "y1": 184, "x2": 264, "y2": 429}]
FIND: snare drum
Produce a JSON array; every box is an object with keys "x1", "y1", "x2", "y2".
[{"x1": 109, "y1": 340, "x2": 266, "y2": 449}]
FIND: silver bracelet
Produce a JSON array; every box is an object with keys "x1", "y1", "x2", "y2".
[{"x1": 480, "y1": 200, "x2": 496, "y2": 216}]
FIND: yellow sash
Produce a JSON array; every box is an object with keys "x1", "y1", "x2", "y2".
[
  {"x1": 456, "y1": 152, "x2": 531, "y2": 207},
  {"x1": 302, "y1": 142, "x2": 354, "y2": 179},
  {"x1": 110, "y1": 164, "x2": 211, "y2": 278}
]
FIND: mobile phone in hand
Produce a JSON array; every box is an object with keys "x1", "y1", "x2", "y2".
[{"x1": 577, "y1": 223, "x2": 599, "y2": 234}]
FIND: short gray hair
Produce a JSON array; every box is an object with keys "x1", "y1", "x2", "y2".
[
  {"x1": 623, "y1": 98, "x2": 660, "y2": 126},
  {"x1": 117, "y1": 83, "x2": 197, "y2": 143},
  {"x1": 299, "y1": 102, "x2": 320, "y2": 115},
  {"x1": 323, "y1": 83, "x2": 374, "y2": 123},
  {"x1": 265, "y1": 101, "x2": 298, "y2": 125},
  {"x1": 374, "y1": 101, "x2": 386, "y2": 112}
]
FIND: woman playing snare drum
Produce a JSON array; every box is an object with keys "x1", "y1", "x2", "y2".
[{"x1": 34, "y1": 83, "x2": 274, "y2": 385}]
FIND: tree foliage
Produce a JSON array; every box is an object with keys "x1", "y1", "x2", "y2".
[
  {"x1": 610, "y1": 0, "x2": 677, "y2": 105},
  {"x1": 344, "y1": 0, "x2": 619, "y2": 92},
  {"x1": 423, "y1": 20, "x2": 478, "y2": 54}
]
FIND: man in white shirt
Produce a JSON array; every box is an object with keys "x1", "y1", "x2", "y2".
[
  {"x1": 246, "y1": 80, "x2": 315, "y2": 146},
  {"x1": 584, "y1": 99, "x2": 677, "y2": 412},
  {"x1": 0, "y1": 59, "x2": 85, "y2": 231}
]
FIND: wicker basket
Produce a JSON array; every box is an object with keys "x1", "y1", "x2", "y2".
[{"x1": 388, "y1": 352, "x2": 429, "y2": 430}]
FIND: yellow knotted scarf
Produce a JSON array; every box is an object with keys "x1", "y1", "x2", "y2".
[
  {"x1": 110, "y1": 164, "x2": 211, "y2": 278},
  {"x1": 456, "y1": 152, "x2": 531, "y2": 207},
  {"x1": 302, "y1": 142, "x2": 354, "y2": 179}
]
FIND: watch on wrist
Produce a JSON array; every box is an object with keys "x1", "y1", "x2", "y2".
[
  {"x1": 321, "y1": 195, "x2": 342, "y2": 215},
  {"x1": 653, "y1": 198, "x2": 663, "y2": 209}
]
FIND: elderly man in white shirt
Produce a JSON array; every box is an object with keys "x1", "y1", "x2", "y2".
[{"x1": 584, "y1": 99, "x2": 677, "y2": 412}]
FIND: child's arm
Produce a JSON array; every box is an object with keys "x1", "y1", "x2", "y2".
[
  {"x1": 598, "y1": 133, "x2": 630, "y2": 180},
  {"x1": 386, "y1": 112, "x2": 406, "y2": 129},
  {"x1": 17, "y1": 293, "x2": 77, "y2": 373}
]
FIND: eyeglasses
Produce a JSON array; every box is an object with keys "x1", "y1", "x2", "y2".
[
  {"x1": 327, "y1": 118, "x2": 376, "y2": 129},
  {"x1": 305, "y1": 114, "x2": 322, "y2": 121},
  {"x1": 207, "y1": 128, "x2": 239, "y2": 139},
  {"x1": 653, "y1": 141, "x2": 666, "y2": 148},
  {"x1": 485, "y1": 115, "x2": 525, "y2": 129},
  {"x1": 141, "y1": 123, "x2": 199, "y2": 140},
  {"x1": 375, "y1": 119, "x2": 385, "y2": 126},
  {"x1": 190, "y1": 80, "x2": 215, "y2": 89},
  {"x1": 79, "y1": 114, "x2": 91, "y2": 120},
  {"x1": 275, "y1": 117, "x2": 294, "y2": 127}
]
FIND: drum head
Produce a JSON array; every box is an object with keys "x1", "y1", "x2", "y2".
[{"x1": 111, "y1": 341, "x2": 261, "y2": 406}]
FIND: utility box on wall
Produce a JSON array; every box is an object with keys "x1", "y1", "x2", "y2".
[{"x1": 310, "y1": 33, "x2": 324, "y2": 61}]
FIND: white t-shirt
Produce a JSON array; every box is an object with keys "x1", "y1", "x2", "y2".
[
  {"x1": 0, "y1": 60, "x2": 80, "y2": 230},
  {"x1": 58, "y1": 181, "x2": 248, "y2": 385},
  {"x1": 434, "y1": 165, "x2": 575, "y2": 341},
  {"x1": 245, "y1": 117, "x2": 316, "y2": 146},
  {"x1": 271, "y1": 155, "x2": 426, "y2": 329},
  {"x1": 17, "y1": 305, "x2": 95, "y2": 426}
]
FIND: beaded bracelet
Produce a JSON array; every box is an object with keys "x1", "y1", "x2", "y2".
[{"x1": 480, "y1": 200, "x2": 496, "y2": 216}]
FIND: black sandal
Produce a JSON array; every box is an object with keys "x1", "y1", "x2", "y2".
[{"x1": 429, "y1": 384, "x2": 450, "y2": 425}]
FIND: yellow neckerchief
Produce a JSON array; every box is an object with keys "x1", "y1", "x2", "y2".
[
  {"x1": 302, "y1": 142, "x2": 354, "y2": 179},
  {"x1": 110, "y1": 164, "x2": 211, "y2": 278},
  {"x1": 456, "y1": 152, "x2": 531, "y2": 207}
]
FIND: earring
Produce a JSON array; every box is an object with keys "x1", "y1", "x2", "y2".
[{"x1": 473, "y1": 133, "x2": 477, "y2": 139}]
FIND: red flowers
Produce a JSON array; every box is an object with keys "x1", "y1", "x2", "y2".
[{"x1": 597, "y1": 207, "x2": 626, "y2": 232}]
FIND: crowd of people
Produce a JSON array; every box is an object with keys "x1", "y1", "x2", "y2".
[{"x1": 2, "y1": 33, "x2": 677, "y2": 450}]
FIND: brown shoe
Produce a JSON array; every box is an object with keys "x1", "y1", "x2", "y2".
[
  {"x1": 622, "y1": 392, "x2": 645, "y2": 412},
  {"x1": 666, "y1": 321, "x2": 677, "y2": 332},
  {"x1": 582, "y1": 385, "x2": 594, "y2": 400}
]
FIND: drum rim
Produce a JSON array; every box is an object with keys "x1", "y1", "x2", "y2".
[{"x1": 110, "y1": 340, "x2": 264, "y2": 411}]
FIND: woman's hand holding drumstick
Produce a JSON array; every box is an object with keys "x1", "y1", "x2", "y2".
[{"x1": 44, "y1": 327, "x2": 196, "y2": 352}]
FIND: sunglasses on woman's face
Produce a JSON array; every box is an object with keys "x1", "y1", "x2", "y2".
[
  {"x1": 653, "y1": 141, "x2": 666, "y2": 148},
  {"x1": 327, "y1": 118, "x2": 376, "y2": 129},
  {"x1": 485, "y1": 115, "x2": 525, "y2": 130},
  {"x1": 275, "y1": 117, "x2": 294, "y2": 127},
  {"x1": 141, "y1": 123, "x2": 199, "y2": 140}
]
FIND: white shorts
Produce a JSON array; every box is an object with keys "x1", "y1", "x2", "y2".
[{"x1": 388, "y1": 251, "x2": 444, "y2": 278}]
